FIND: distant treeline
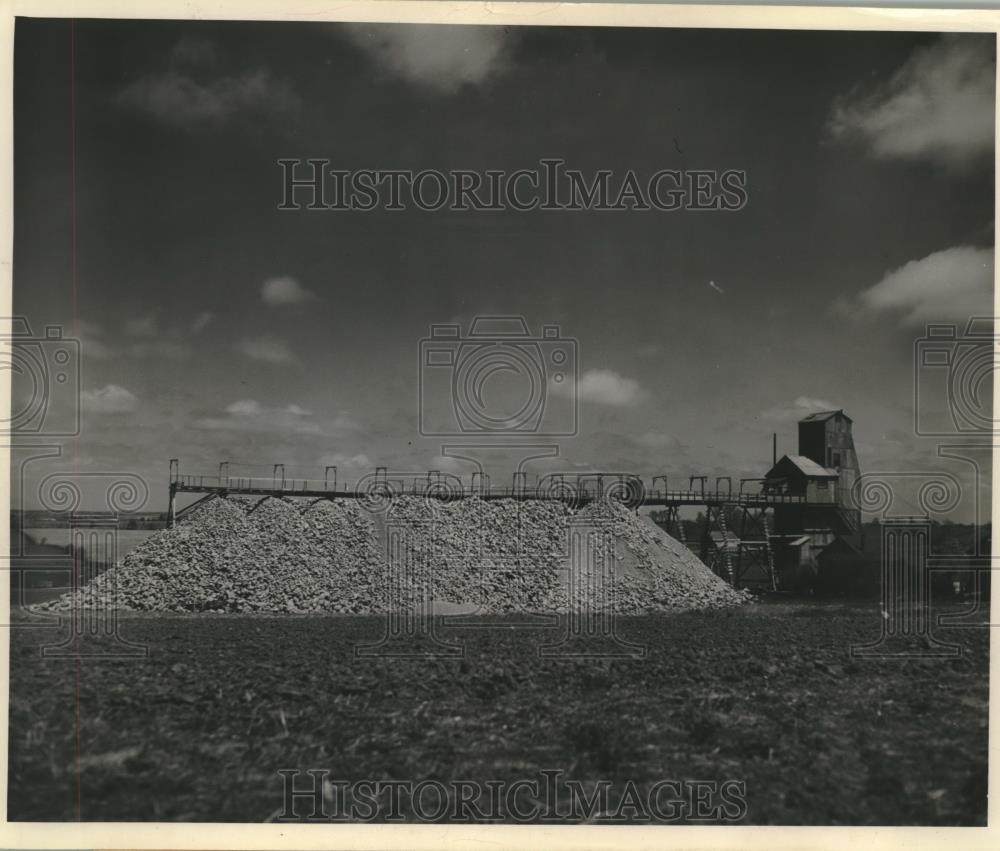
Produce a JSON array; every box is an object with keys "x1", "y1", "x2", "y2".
[
  {"x1": 924, "y1": 519, "x2": 991, "y2": 556},
  {"x1": 678, "y1": 512, "x2": 990, "y2": 556},
  {"x1": 12, "y1": 510, "x2": 168, "y2": 530}
]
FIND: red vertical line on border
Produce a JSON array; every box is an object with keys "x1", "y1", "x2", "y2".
[{"x1": 69, "y1": 18, "x2": 82, "y2": 822}]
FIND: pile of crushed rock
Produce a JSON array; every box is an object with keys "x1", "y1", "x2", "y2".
[{"x1": 39, "y1": 495, "x2": 751, "y2": 614}]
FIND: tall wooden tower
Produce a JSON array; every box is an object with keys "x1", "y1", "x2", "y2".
[
  {"x1": 767, "y1": 409, "x2": 863, "y2": 580},
  {"x1": 797, "y1": 409, "x2": 860, "y2": 507}
]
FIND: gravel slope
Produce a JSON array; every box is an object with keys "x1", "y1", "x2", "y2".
[{"x1": 40, "y1": 496, "x2": 749, "y2": 613}]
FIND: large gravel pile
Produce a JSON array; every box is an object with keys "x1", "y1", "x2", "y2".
[
  {"x1": 552, "y1": 499, "x2": 752, "y2": 611},
  {"x1": 40, "y1": 495, "x2": 749, "y2": 614}
]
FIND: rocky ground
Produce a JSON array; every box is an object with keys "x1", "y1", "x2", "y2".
[
  {"x1": 7, "y1": 601, "x2": 989, "y2": 824},
  {"x1": 39, "y1": 496, "x2": 749, "y2": 615}
]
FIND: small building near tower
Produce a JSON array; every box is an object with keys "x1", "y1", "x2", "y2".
[
  {"x1": 765, "y1": 409, "x2": 864, "y2": 585},
  {"x1": 764, "y1": 454, "x2": 841, "y2": 580},
  {"x1": 764, "y1": 454, "x2": 839, "y2": 503}
]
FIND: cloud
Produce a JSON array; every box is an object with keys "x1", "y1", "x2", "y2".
[
  {"x1": 65, "y1": 319, "x2": 195, "y2": 360},
  {"x1": 126, "y1": 315, "x2": 158, "y2": 337},
  {"x1": 633, "y1": 431, "x2": 681, "y2": 450},
  {"x1": 836, "y1": 245, "x2": 993, "y2": 326},
  {"x1": 343, "y1": 24, "x2": 514, "y2": 93},
  {"x1": 634, "y1": 342, "x2": 664, "y2": 358},
  {"x1": 553, "y1": 368, "x2": 647, "y2": 406},
  {"x1": 261, "y1": 276, "x2": 315, "y2": 306},
  {"x1": 317, "y1": 452, "x2": 372, "y2": 471},
  {"x1": 70, "y1": 311, "x2": 216, "y2": 360},
  {"x1": 194, "y1": 399, "x2": 321, "y2": 434},
  {"x1": 71, "y1": 320, "x2": 115, "y2": 359},
  {"x1": 127, "y1": 340, "x2": 192, "y2": 361},
  {"x1": 235, "y1": 336, "x2": 295, "y2": 364},
  {"x1": 81, "y1": 384, "x2": 138, "y2": 414},
  {"x1": 119, "y1": 69, "x2": 297, "y2": 129},
  {"x1": 328, "y1": 413, "x2": 361, "y2": 431},
  {"x1": 762, "y1": 396, "x2": 839, "y2": 422},
  {"x1": 170, "y1": 35, "x2": 218, "y2": 69},
  {"x1": 190, "y1": 311, "x2": 214, "y2": 333},
  {"x1": 430, "y1": 454, "x2": 473, "y2": 475},
  {"x1": 829, "y1": 35, "x2": 995, "y2": 167},
  {"x1": 116, "y1": 38, "x2": 298, "y2": 130},
  {"x1": 225, "y1": 399, "x2": 263, "y2": 416}
]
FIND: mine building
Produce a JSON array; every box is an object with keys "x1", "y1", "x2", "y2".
[
  {"x1": 797, "y1": 409, "x2": 861, "y2": 501},
  {"x1": 767, "y1": 409, "x2": 863, "y2": 582},
  {"x1": 815, "y1": 534, "x2": 880, "y2": 596},
  {"x1": 764, "y1": 454, "x2": 839, "y2": 503}
]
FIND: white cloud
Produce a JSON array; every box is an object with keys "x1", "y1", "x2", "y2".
[
  {"x1": 71, "y1": 320, "x2": 115, "y2": 359},
  {"x1": 126, "y1": 315, "x2": 158, "y2": 337},
  {"x1": 235, "y1": 336, "x2": 295, "y2": 364},
  {"x1": 633, "y1": 431, "x2": 680, "y2": 450},
  {"x1": 81, "y1": 384, "x2": 138, "y2": 414},
  {"x1": 634, "y1": 342, "x2": 664, "y2": 358},
  {"x1": 128, "y1": 340, "x2": 191, "y2": 361},
  {"x1": 117, "y1": 38, "x2": 294, "y2": 131},
  {"x1": 762, "y1": 396, "x2": 839, "y2": 422},
  {"x1": 553, "y1": 368, "x2": 647, "y2": 406},
  {"x1": 225, "y1": 399, "x2": 262, "y2": 416},
  {"x1": 195, "y1": 399, "x2": 320, "y2": 434},
  {"x1": 72, "y1": 314, "x2": 211, "y2": 360},
  {"x1": 829, "y1": 35, "x2": 995, "y2": 167},
  {"x1": 794, "y1": 395, "x2": 837, "y2": 411},
  {"x1": 317, "y1": 452, "x2": 372, "y2": 470},
  {"x1": 838, "y1": 245, "x2": 993, "y2": 326},
  {"x1": 329, "y1": 413, "x2": 360, "y2": 431},
  {"x1": 117, "y1": 64, "x2": 297, "y2": 129},
  {"x1": 190, "y1": 311, "x2": 214, "y2": 333},
  {"x1": 430, "y1": 454, "x2": 473, "y2": 474},
  {"x1": 261, "y1": 276, "x2": 315, "y2": 306},
  {"x1": 343, "y1": 24, "x2": 514, "y2": 93}
]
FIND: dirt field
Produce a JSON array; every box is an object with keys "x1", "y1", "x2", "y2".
[{"x1": 7, "y1": 600, "x2": 989, "y2": 824}]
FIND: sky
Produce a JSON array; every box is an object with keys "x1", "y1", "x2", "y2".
[{"x1": 9, "y1": 20, "x2": 996, "y2": 519}]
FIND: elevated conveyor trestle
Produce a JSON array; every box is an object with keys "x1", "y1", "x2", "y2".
[{"x1": 166, "y1": 461, "x2": 852, "y2": 589}]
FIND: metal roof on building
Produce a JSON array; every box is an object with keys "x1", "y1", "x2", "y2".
[
  {"x1": 768, "y1": 454, "x2": 840, "y2": 478},
  {"x1": 787, "y1": 455, "x2": 839, "y2": 477}
]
